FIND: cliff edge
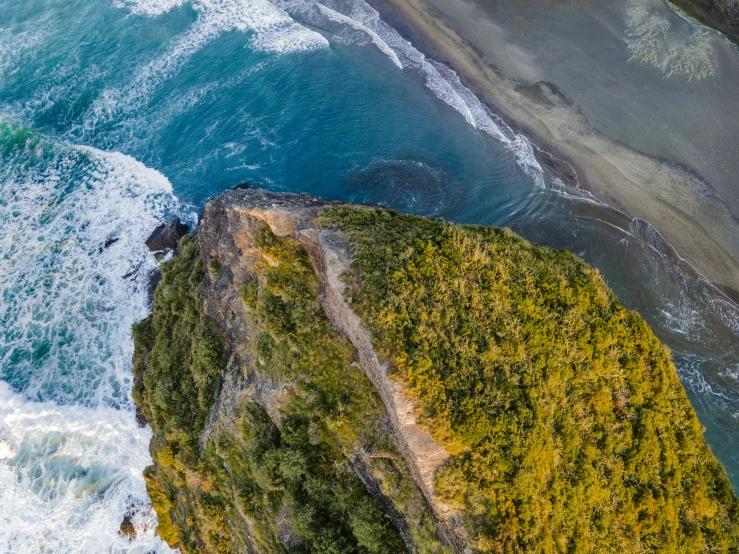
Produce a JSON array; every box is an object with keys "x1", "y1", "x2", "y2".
[{"x1": 133, "y1": 189, "x2": 739, "y2": 553}]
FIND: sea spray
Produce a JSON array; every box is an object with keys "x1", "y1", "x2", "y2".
[
  {"x1": 0, "y1": 120, "x2": 190, "y2": 551},
  {"x1": 0, "y1": 382, "x2": 171, "y2": 553},
  {"x1": 0, "y1": 123, "x2": 192, "y2": 405}
]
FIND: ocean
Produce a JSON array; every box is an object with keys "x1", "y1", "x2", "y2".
[{"x1": 0, "y1": 0, "x2": 737, "y2": 551}]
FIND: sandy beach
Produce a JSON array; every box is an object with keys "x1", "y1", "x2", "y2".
[{"x1": 375, "y1": 0, "x2": 739, "y2": 300}]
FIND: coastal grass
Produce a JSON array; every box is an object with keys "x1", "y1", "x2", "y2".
[{"x1": 319, "y1": 205, "x2": 739, "y2": 553}]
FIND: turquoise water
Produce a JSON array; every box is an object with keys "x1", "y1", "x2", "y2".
[{"x1": 0, "y1": 0, "x2": 737, "y2": 551}]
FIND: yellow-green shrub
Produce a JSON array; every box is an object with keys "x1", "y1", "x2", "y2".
[{"x1": 319, "y1": 206, "x2": 739, "y2": 553}]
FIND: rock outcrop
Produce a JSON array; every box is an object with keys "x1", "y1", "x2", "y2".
[
  {"x1": 198, "y1": 189, "x2": 471, "y2": 552},
  {"x1": 134, "y1": 189, "x2": 454, "y2": 553},
  {"x1": 144, "y1": 217, "x2": 189, "y2": 251},
  {"x1": 119, "y1": 515, "x2": 136, "y2": 540}
]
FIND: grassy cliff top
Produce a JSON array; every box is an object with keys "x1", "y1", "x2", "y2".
[{"x1": 319, "y1": 205, "x2": 739, "y2": 553}]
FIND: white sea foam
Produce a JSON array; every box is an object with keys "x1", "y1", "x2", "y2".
[
  {"x1": 89, "y1": 15, "x2": 224, "y2": 124},
  {"x1": 109, "y1": 0, "x2": 543, "y2": 186},
  {"x1": 0, "y1": 125, "x2": 194, "y2": 551},
  {"x1": 0, "y1": 382, "x2": 170, "y2": 553},
  {"x1": 114, "y1": 0, "x2": 188, "y2": 16},
  {"x1": 0, "y1": 24, "x2": 48, "y2": 78},
  {"x1": 0, "y1": 439, "x2": 14, "y2": 460},
  {"x1": 315, "y1": 3, "x2": 402, "y2": 68},
  {"x1": 0, "y1": 123, "x2": 187, "y2": 551},
  {"x1": 429, "y1": 60, "x2": 545, "y2": 186},
  {"x1": 678, "y1": 355, "x2": 738, "y2": 407},
  {"x1": 0, "y1": 130, "x2": 191, "y2": 406},
  {"x1": 625, "y1": 1, "x2": 717, "y2": 80},
  {"x1": 421, "y1": 61, "x2": 476, "y2": 126}
]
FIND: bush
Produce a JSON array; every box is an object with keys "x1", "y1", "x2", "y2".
[
  {"x1": 319, "y1": 205, "x2": 739, "y2": 553},
  {"x1": 134, "y1": 236, "x2": 225, "y2": 459}
]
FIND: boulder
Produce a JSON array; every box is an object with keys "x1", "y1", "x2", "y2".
[
  {"x1": 120, "y1": 515, "x2": 136, "y2": 540},
  {"x1": 145, "y1": 218, "x2": 189, "y2": 251},
  {"x1": 135, "y1": 406, "x2": 147, "y2": 428}
]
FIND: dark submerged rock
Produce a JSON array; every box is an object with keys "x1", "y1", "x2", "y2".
[
  {"x1": 120, "y1": 515, "x2": 136, "y2": 540},
  {"x1": 135, "y1": 405, "x2": 147, "y2": 428},
  {"x1": 233, "y1": 181, "x2": 251, "y2": 190},
  {"x1": 98, "y1": 237, "x2": 121, "y2": 254},
  {"x1": 145, "y1": 218, "x2": 189, "y2": 251}
]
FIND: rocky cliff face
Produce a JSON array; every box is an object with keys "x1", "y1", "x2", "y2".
[
  {"x1": 198, "y1": 189, "x2": 469, "y2": 552},
  {"x1": 134, "y1": 189, "x2": 457, "y2": 554},
  {"x1": 133, "y1": 189, "x2": 739, "y2": 553}
]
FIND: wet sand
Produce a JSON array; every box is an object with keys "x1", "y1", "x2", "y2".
[{"x1": 376, "y1": 0, "x2": 739, "y2": 299}]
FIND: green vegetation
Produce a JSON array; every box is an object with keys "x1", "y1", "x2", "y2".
[
  {"x1": 135, "y1": 200, "x2": 737, "y2": 553},
  {"x1": 319, "y1": 206, "x2": 739, "y2": 553},
  {"x1": 133, "y1": 227, "x2": 446, "y2": 553},
  {"x1": 133, "y1": 234, "x2": 224, "y2": 463},
  {"x1": 132, "y1": 235, "x2": 228, "y2": 550},
  {"x1": 213, "y1": 401, "x2": 405, "y2": 554}
]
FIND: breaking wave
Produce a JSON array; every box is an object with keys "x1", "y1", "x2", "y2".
[
  {"x1": 0, "y1": 119, "x2": 191, "y2": 552},
  {"x1": 0, "y1": 382, "x2": 170, "y2": 553},
  {"x1": 111, "y1": 0, "x2": 544, "y2": 186}
]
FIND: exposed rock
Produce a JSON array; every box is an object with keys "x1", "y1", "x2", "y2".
[
  {"x1": 97, "y1": 237, "x2": 120, "y2": 254},
  {"x1": 145, "y1": 218, "x2": 189, "y2": 252},
  {"x1": 146, "y1": 269, "x2": 162, "y2": 306},
  {"x1": 135, "y1": 405, "x2": 147, "y2": 428},
  {"x1": 303, "y1": 226, "x2": 471, "y2": 553},
  {"x1": 120, "y1": 515, "x2": 136, "y2": 540},
  {"x1": 350, "y1": 449, "x2": 417, "y2": 553},
  {"x1": 673, "y1": 0, "x2": 739, "y2": 41},
  {"x1": 197, "y1": 188, "x2": 471, "y2": 553}
]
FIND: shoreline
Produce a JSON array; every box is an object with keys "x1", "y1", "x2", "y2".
[
  {"x1": 668, "y1": 0, "x2": 739, "y2": 44},
  {"x1": 375, "y1": 0, "x2": 739, "y2": 302}
]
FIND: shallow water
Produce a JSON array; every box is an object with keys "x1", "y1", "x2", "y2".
[
  {"x1": 0, "y1": 0, "x2": 737, "y2": 551},
  {"x1": 425, "y1": 0, "x2": 739, "y2": 225}
]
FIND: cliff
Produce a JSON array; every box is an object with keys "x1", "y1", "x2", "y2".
[{"x1": 132, "y1": 188, "x2": 739, "y2": 553}]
